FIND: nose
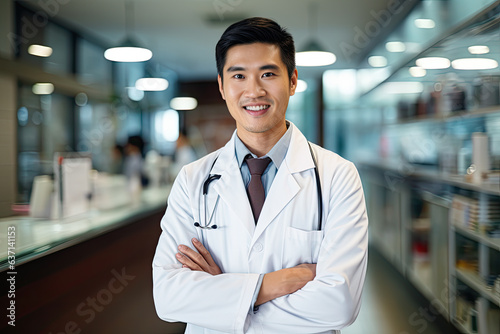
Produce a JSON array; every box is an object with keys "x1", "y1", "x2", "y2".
[{"x1": 244, "y1": 77, "x2": 265, "y2": 98}]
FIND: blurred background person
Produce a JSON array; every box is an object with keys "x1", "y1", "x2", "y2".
[
  {"x1": 124, "y1": 135, "x2": 148, "y2": 188},
  {"x1": 170, "y1": 129, "x2": 198, "y2": 179},
  {"x1": 109, "y1": 143, "x2": 125, "y2": 175}
]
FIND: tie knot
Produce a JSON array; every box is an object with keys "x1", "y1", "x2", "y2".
[{"x1": 246, "y1": 156, "x2": 271, "y2": 176}]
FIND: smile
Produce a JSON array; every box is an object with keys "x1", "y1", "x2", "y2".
[{"x1": 244, "y1": 105, "x2": 270, "y2": 111}]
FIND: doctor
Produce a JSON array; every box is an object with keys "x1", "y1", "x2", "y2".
[{"x1": 153, "y1": 17, "x2": 368, "y2": 334}]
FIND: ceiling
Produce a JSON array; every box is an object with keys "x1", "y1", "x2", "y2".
[{"x1": 21, "y1": 0, "x2": 409, "y2": 81}]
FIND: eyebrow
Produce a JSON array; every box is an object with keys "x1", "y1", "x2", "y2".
[{"x1": 226, "y1": 64, "x2": 281, "y2": 72}]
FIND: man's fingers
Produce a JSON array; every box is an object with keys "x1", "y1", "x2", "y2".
[
  {"x1": 191, "y1": 239, "x2": 222, "y2": 275},
  {"x1": 177, "y1": 242, "x2": 222, "y2": 275},
  {"x1": 178, "y1": 244, "x2": 207, "y2": 265},
  {"x1": 176, "y1": 252, "x2": 202, "y2": 271},
  {"x1": 192, "y1": 238, "x2": 217, "y2": 266},
  {"x1": 178, "y1": 244, "x2": 212, "y2": 273}
]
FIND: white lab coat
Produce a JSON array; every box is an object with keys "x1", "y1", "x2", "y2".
[{"x1": 153, "y1": 122, "x2": 368, "y2": 334}]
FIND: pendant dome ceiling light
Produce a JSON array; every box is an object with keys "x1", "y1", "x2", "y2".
[
  {"x1": 296, "y1": 2, "x2": 336, "y2": 67},
  {"x1": 104, "y1": 2, "x2": 152, "y2": 62}
]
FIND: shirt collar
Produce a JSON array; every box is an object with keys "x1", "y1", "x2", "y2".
[{"x1": 235, "y1": 121, "x2": 292, "y2": 169}]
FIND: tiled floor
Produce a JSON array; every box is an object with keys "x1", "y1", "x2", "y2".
[{"x1": 343, "y1": 247, "x2": 459, "y2": 334}]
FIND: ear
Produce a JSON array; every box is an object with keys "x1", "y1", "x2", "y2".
[
  {"x1": 217, "y1": 75, "x2": 226, "y2": 100},
  {"x1": 289, "y1": 69, "x2": 298, "y2": 96}
]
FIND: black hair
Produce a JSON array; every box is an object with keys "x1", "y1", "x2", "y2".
[
  {"x1": 215, "y1": 17, "x2": 295, "y2": 81},
  {"x1": 127, "y1": 135, "x2": 145, "y2": 156}
]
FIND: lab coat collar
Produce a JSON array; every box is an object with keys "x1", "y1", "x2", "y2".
[{"x1": 282, "y1": 121, "x2": 316, "y2": 173}]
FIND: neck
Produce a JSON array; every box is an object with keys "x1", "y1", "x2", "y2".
[{"x1": 238, "y1": 123, "x2": 287, "y2": 157}]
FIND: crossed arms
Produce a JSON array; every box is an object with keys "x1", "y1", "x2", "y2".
[{"x1": 176, "y1": 237, "x2": 316, "y2": 306}]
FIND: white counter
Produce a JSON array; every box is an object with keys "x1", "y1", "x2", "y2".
[{"x1": 0, "y1": 186, "x2": 170, "y2": 271}]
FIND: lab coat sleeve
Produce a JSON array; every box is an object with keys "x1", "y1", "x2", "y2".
[
  {"x1": 250, "y1": 160, "x2": 368, "y2": 333},
  {"x1": 152, "y1": 167, "x2": 260, "y2": 333}
]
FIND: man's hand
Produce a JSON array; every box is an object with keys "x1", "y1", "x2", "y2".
[
  {"x1": 176, "y1": 238, "x2": 222, "y2": 275},
  {"x1": 256, "y1": 263, "x2": 316, "y2": 306}
]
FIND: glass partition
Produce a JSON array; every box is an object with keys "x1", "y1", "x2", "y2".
[
  {"x1": 13, "y1": 2, "x2": 178, "y2": 203},
  {"x1": 77, "y1": 38, "x2": 112, "y2": 87}
]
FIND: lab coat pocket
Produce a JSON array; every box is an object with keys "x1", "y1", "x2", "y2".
[{"x1": 282, "y1": 227, "x2": 323, "y2": 268}]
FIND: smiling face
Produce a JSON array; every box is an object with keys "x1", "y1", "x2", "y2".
[{"x1": 218, "y1": 42, "x2": 298, "y2": 146}]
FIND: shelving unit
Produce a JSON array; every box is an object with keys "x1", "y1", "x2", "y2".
[
  {"x1": 449, "y1": 190, "x2": 500, "y2": 334},
  {"x1": 361, "y1": 164, "x2": 499, "y2": 334},
  {"x1": 351, "y1": 3, "x2": 500, "y2": 333}
]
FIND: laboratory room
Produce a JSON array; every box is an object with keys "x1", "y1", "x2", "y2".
[{"x1": 0, "y1": 0, "x2": 499, "y2": 333}]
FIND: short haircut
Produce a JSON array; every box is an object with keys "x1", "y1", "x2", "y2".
[{"x1": 215, "y1": 17, "x2": 295, "y2": 81}]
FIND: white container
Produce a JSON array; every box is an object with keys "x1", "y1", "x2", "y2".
[
  {"x1": 91, "y1": 173, "x2": 131, "y2": 210},
  {"x1": 471, "y1": 132, "x2": 490, "y2": 183},
  {"x1": 29, "y1": 175, "x2": 54, "y2": 218}
]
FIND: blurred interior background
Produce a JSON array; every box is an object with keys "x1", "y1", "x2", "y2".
[{"x1": 0, "y1": 0, "x2": 499, "y2": 333}]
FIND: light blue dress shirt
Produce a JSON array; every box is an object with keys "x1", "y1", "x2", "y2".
[
  {"x1": 233, "y1": 121, "x2": 293, "y2": 312},
  {"x1": 235, "y1": 123, "x2": 293, "y2": 194}
]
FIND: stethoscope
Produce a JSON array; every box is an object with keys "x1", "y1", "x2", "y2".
[{"x1": 194, "y1": 142, "x2": 323, "y2": 231}]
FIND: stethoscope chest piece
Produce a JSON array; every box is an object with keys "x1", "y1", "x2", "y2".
[{"x1": 194, "y1": 222, "x2": 218, "y2": 229}]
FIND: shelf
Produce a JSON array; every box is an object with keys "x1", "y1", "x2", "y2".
[
  {"x1": 444, "y1": 175, "x2": 500, "y2": 197},
  {"x1": 360, "y1": 161, "x2": 500, "y2": 197},
  {"x1": 386, "y1": 105, "x2": 500, "y2": 126},
  {"x1": 453, "y1": 224, "x2": 500, "y2": 251},
  {"x1": 455, "y1": 268, "x2": 500, "y2": 307}
]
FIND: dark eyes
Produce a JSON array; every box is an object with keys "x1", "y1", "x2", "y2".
[{"x1": 232, "y1": 72, "x2": 276, "y2": 79}]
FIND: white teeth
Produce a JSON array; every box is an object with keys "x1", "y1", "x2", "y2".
[{"x1": 244, "y1": 105, "x2": 269, "y2": 111}]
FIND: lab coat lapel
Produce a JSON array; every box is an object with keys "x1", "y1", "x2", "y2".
[
  {"x1": 253, "y1": 123, "x2": 315, "y2": 241},
  {"x1": 252, "y1": 162, "x2": 299, "y2": 240},
  {"x1": 211, "y1": 132, "x2": 255, "y2": 238}
]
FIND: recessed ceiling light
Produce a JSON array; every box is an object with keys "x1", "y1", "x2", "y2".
[
  {"x1": 28, "y1": 44, "x2": 53, "y2": 57},
  {"x1": 386, "y1": 41, "x2": 406, "y2": 53},
  {"x1": 467, "y1": 45, "x2": 490, "y2": 55},
  {"x1": 170, "y1": 97, "x2": 198, "y2": 110},
  {"x1": 296, "y1": 51, "x2": 336, "y2": 67},
  {"x1": 104, "y1": 3, "x2": 153, "y2": 63},
  {"x1": 104, "y1": 46, "x2": 152, "y2": 62},
  {"x1": 414, "y1": 19, "x2": 435, "y2": 29},
  {"x1": 135, "y1": 78, "x2": 169, "y2": 91},
  {"x1": 415, "y1": 57, "x2": 450, "y2": 69},
  {"x1": 368, "y1": 56, "x2": 387, "y2": 67},
  {"x1": 296, "y1": 38, "x2": 336, "y2": 67},
  {"x1": 409, "y1": 66, "x2": 426, "y2": 77},
  {"x1": 32, "y1": 83, "x2": 54, "y2": 95},
  {"x1": 451, "y1": 58, "x2": 498, "y2": 70}
]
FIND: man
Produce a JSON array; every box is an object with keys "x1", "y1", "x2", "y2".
[{"x1": 153, "y1": 17, "x2": 368, "y2": 334}]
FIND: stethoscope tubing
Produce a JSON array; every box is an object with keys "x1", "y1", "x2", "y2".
[{"x1": 194, "y1": 142, "x2": 323, "y2": 231}]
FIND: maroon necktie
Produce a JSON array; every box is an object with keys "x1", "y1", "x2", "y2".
[{"x1": 246, "y1": 156, "x2": 271, "y2": 223}]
